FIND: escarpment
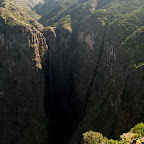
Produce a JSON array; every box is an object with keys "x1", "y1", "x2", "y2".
[
  {"x1": 43, "y1": 26, "x2": 82, "y2": 144},
  {"x1": 0, "y1": 19, "x2": 48, "y2": 144},
  {"x1": 0, "y1": 0, "x2": 144, "y2": 144},
  {"x1": 42, "y1": 4, "x2": 144, "y2": 144}
]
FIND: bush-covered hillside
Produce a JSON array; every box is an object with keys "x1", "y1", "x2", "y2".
[
  {"x1": 38, "y1": 0, "x2": 115, "y2": 26},
  {"x1": 91, "y1": 0, "x2": 144, "y2": 66},
  {"x1": 83, "y1": 122, "x2": 144, "y2": 144},
  {"x1": 0, "y1": 0, "x2": 43, "y2": 30},
  {"x1": 38, "y1": 0, "x2": 144, "y2": 65}
]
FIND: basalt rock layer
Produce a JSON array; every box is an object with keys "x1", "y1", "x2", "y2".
[{"x1": 0, "y1": 13, "x2": 48, "y2": 144}]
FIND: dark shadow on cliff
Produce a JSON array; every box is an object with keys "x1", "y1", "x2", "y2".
[{"x1": 43, "y1": 30, "x2": 82, "y2": 143}]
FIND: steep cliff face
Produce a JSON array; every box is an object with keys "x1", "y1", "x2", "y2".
[
  {"x1": 67, "y1": 1, "x2": 144, "y2": 143},
  {"x1": 0, "y1": 16, "x2": 48, "y2": 143},
  {"x1": 40, "y1": 0, "x2": 144, "y2": 143},
  {"x1": 42, "y1": 26, "x2": 82, "y2": 143},
  {"x1": 0, "y1": 0, "x2": 144, "y2": 144}
]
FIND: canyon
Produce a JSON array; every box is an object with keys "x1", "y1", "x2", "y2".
[{"x1": 0, "y1": 0, "x2": 144, "y2": 144}]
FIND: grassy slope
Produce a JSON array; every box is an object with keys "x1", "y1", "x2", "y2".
[
  {"x1": 33, "y1": 0, "x2": 62, "y2": 16},
  {"x1": 8, "y1": 0, "x2": 43, "y2": 19},
  {"x1": 0, "y1": 0, "x2": 43, "y2": 30},
  {"x1": 91, "y1": 0, "x2": 144, "y2": 66},
  {"x1": 38, "y1": 0, "x2": 115, "y2": 27}
]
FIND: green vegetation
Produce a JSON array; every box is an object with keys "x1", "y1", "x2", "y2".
[
  {"x1": 43, "y1": 26, "x2": 54, "y2": 32},
  {"x1": 38, "y1": 0, "x2": 144, "y2": 67},
  {"x1": 54, "y1": 15, "x2": 72, "y2": 32},
  {"x1": 0, "y1": 0, "x2": 43, "y2": 28},
  {"x1": 122, "y1": 26, "x2": 144, "y2": 66},
  {"x1": 39, "y1": 0, "x2": 98, "y2": 27},
  {"x1": 83, "y1": 131, "x2": 108, "y2": 144},
  {"x1": 88, "y1": 0, "x2": 144, "y2": 68},
  {"x1": 7, "y1": 0, "x2": 42, "y2": 20},
  {"x1": 0, "y1": 0, "x2": 144, "y2": 143},
  {"x1": 42, "y1": 26, "x2": 56, "y2": 36},
  {"x1": 83, "y1": 123, "x2": 144, "y2": 144},
  {"x1": 131, "y1": 122, "x2": 144, "y2": 137}
]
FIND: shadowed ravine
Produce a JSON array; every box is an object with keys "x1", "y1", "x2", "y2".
[
  {"x1": 82, "y1": 26, "x2": 107, "y2": 119},
  {"x1": 43, "y1": 41, "x2": 80, "y2": 144},
  {"x1": 0, "y1": 0, "x2": 144, "y2": 144}
]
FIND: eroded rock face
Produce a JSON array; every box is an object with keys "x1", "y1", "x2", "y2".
[
  {"x1": 0, "y1": 0, "x2": 144, "y2": 144},
  {"x1": 68, "y1": 17, "x2": 144, "y2": 143},
  {"x1": 44, "y1": 15, "x2": 144, "y2": 144},
  {"x1": 0, "y1": 23, "x2": 48, "y2": 144},
  {"x1": 43, "y1": 27, "x2": 82, "y2": 144}
]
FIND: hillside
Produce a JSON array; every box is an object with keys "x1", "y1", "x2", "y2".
[
  {"x1": 0, "y1": 0, "x2": 44, "y2": 30},
  {"x1": 38, "y1": 0, "x2": 115, "y2": 27},
  {"x1": 8, "y1": 0, "x2": 43, "y2": 19}
]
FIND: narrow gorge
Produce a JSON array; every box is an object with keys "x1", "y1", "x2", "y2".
[{"x1": 0, "y1": 0, "x2": 144, "y2": 144}]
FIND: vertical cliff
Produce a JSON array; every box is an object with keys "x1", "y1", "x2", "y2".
[
  {"x1": 0, "y1": 17, "x2": 48, "y2": 143},
  {"x1": 42, "y1": 26, "x2": 83, "y2": 143},
  {"x1": 39, "y1": 1, "x2": 144, "y2": 143},
  {"x1": 0, "y1": 0, "x2": 144, "y2": 144}
]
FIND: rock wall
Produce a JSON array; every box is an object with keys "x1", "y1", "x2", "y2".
[
  {"x1": 43, "y1": 27, "x2": 82, "y2": 143},
  {"x1": 69, "y1": 16, "x2": 144, "y2": 143},
  {"x1": 0, "y1": 1, "x2": 144, "y2": 143},
  {"x1": 0, "y1": 23, "x2": 48, "y2": 144},
  {"x1": 44, "y1": 15, "x2": 144, "y2": 144}
]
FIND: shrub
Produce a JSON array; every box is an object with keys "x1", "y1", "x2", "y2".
[
  {"x1": 83, "y1": 131, "x2": 108, "y2": 144},
  {"x1": 130, "y1": 122, "x2": 144, "y2": 137},
  {"x1": 83, "y1": 123, "x2": 144, "y2": 144}
]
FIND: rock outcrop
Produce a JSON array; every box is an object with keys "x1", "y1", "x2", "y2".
[
  {"x1": 41, "y1": 1, "x2": 144, "y2": 143},
  {"x1": 0, "y1": 19, "x2": 48, "y2": 144}
]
